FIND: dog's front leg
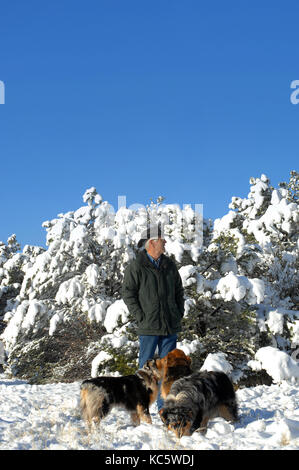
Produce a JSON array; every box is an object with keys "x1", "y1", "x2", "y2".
[
  {"x1": 198, "y1": 415, "x2": 209, "y2": 434},
  {"x1": 189, "y1": 415, "x2": 202, "y2": 435}
]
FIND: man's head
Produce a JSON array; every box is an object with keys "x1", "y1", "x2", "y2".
[
  {"x1": 145, "y1": 237, "x2": 166, "y2": 259},
  {"x1": 137, "y1": 224, "x2": 166, "y2": 259}
]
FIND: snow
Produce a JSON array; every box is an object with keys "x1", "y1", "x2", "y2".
[
  {"x1": 213, "y1": 211, "x2": 237, "y2": 235},
  {"x1": 215, "y1": 272, "x2": 265, "y2": 304},
  {"x1": 165, "y1": 240, "x2": 185, "y2": 263},
  {"x1": 55, "y1": 276, "x2": 84, "y2": 305},
  {"x1": 178, "y1": 265, "x2": 197, "y2": 287},
  {"x1": 249, "y1": 347, "x2": 299, "y2": 383},
  {"x1": 91, "y1": 351, "x2": 113, "y2": 378},
  {"x1": 86, "y1": 300, "x2": 110, "y2": 324},
  {"x1": 200, "y1": 352, "x2": 233, "y2": 375},
  {"x1": 243, "y1": 195, "x2": 298, "y2": 247},
  {"x1": 2, "y1": 300, "x2": 51, "y2": 349},
  {"x1": 1, "y1": 373, "x2": 299, "y2": 450},
  {"x1": 83, "y1": 187, "x2": 103, "y2": 206},
  {"x1": 263, "y1": 308, "x2": 299, "y2": 339},
  {"x1": 177, "y1": 338, "x2": 202, "y2": 356},
  {"x1": 85, "y1": 263, "x2": 100, "y2": 288},
  {"x1": 104, "y1": 299, "x2": 130, "y2": 333},
  {"x1": 49, "y1": 312, "x2": 62, "y2": 336}
]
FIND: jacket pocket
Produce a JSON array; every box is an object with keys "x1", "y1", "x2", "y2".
[
  {"x1": 168, "y1": 303, "x2": 182, "y2": 328},
  {"x1": 139, "y1": 303, "x2": 161, "y2": 330},
  {"x1": 135, "y1": 308, "x2": 145, "y2": 325}
]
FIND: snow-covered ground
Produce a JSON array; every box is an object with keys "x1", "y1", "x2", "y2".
[{"x1": 1, "y1": 373, "x2": 299, "y2": 450}]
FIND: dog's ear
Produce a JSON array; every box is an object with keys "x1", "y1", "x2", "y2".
[
  {"x1": 161, "y1": 356, "x2": 168, "y2": 367},
  {"x1": 144, "y1": 359, "x2": 155, "y2": 370},
  {"x1": 166, "y1": 356, "x2": 174, "y2": 367},
  {"x1": 187, "y1": 356, "x2": 191, "y2": 365}
]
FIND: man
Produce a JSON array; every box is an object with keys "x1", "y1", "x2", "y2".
[{"x1": 121, "y1": 224, "x2": 185, "y2": 414}]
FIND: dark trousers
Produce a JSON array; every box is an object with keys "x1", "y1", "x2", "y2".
[{"x1": 138, "y1": 334, "x2": 177, "y2": 411}]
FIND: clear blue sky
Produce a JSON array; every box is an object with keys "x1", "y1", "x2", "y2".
[{"x1": 0, "y1": 0, "x2": 298, "y2": 248}]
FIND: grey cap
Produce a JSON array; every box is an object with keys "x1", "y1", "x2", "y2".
[{"x1": 137, "y1": 223, "x2": 165, "y2": 249}]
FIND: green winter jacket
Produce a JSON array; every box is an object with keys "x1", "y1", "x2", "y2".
[{"x1": 121, "y1": 250, "x2": 185, "y2": 336}]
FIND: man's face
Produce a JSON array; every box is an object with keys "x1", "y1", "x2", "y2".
[{"x1": 151, "y1": 238, "x2": 166, "y2": 256}]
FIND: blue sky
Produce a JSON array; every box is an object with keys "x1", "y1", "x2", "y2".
[{"x1": 0, "y1": 0, "x2": 298, "y2": 248}]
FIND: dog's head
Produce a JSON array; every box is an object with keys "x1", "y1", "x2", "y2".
[
  {"x1": 158, "y1": 349, "x2": 192, "y2": 374},
  {"x1": 140, "y1": 358, "x2": 163, "y2": 381},
  {"x1": 161, "y1": 405, "x2": 195, "y2": 439},
  {"x1": 162, "y1": 349, "x2": 192, "y2": 369},
  {"x1": 137, "y1": 359, "x2": 164, "y2": 406},
  {"x1": 157, "y1": 349, "x2": 192, "y2": 398}
]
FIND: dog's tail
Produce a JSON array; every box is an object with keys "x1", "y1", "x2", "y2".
[
  {"x1": 80, "y1": 383, "x2": 92, "y2": 424},
  {"x1": 80, "y1": 381, "x2": 108, "y2": 425}
]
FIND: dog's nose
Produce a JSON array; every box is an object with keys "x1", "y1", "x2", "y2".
[{"x1": 173, "y1": 423, "x2": 182, "y2": 437}]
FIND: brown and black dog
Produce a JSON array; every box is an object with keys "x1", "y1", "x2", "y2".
[
  {"x1": 80, "y1": 359, "x2": 163, "y2": 428},
  {"x1": 159, "y1": 348, "x2": 192, "y2": 399}
]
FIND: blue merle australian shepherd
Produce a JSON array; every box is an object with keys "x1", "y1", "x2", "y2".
[
  {"x1": 161, "y1": 370, "x2": 238, "y2": 438},
  {"x1": 80, "y1": 359, "x2": 163, "y2": 428}
]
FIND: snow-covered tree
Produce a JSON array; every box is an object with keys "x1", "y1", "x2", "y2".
[{"x1": 0, "y1": 173, "x2": 298, "y2": 385}]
